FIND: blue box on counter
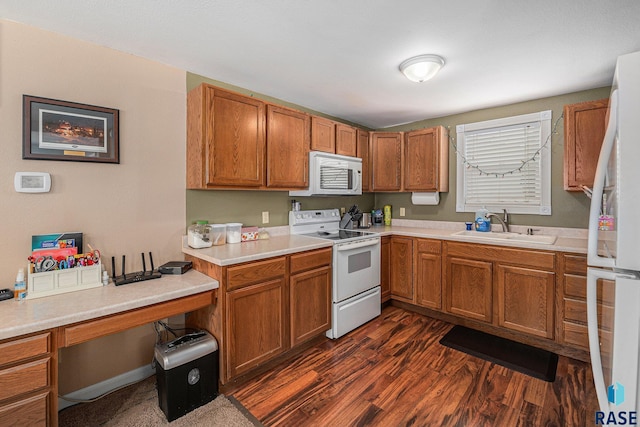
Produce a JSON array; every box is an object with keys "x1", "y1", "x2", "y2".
[{"x1": 32, "y1": 232, "x2": 83, "y2": 252}]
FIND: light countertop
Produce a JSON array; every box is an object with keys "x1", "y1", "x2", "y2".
[
  {"x1": 182, "y1": 233, "x2": 334, "y2": 266},
  {"x1": 182, "y1": 221, "x2": 589, "y2": 267},
  {"x1": 375, "y1": 224, "x2": 588, "y2": 253},
  {"x1": 0, "y1": 269, "x2": 218, "y2": 341}
]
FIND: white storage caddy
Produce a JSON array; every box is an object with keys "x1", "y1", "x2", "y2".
[{"x1": 26, "y1": 261, "x2": 102, "y2": 299}]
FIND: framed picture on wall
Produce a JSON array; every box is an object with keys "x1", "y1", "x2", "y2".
[{"x1": 23, "y1": 95, "x2": 119, "y2": 163}]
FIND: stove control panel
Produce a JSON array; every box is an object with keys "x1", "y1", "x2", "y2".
[{"x1": 289, "y1": 209, "x2": 340, "y2": 225}]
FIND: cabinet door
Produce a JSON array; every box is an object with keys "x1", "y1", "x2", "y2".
[
  {"x1": 225, "y1": 278, "x2": 288, "y2": 379},
  {"x1": 205, "y1": 86, "x2": 266, "y2": 187},
  {"x1": 380, "y1": 236, "x2": 391, "y2": 302},
  {"x1": 390, "y1": 236, "x2": 413, "y2": 301},
  {"x1": 563, "y1": 99, "x2": 609, "y2": 191},
  {"x1": 414, "y1": 239, "x2": 442, "y2": 310},
  {"x1": 445, "y1": 257, "x2": 492, "y2": 322},
  {"x1": 404, "y1": 127, "x2": 448, "y2": 192},
  {"x1": 336, "y1": 124, "x2": 357, "y2": 157},
  {"x1": 496, "y1": 265, "x2": 555, "y2": 338},
  {"x1": 290, "y1": 266, "x2": 331, "y2": 347},
  {"x1": 371, "y1": 132, "x2": 402, "y2": 191},
  {"x1": 266, "y1": 105, "x2": 310, "y2": 188},
  {"x1": 357, "y1": 129, "x2": 371, "y2": 192},
  {"x1": 311, "y1": 116, "x2": 335, "y2": 153}
]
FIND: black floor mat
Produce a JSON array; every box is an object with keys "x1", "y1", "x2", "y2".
[{"x1": 439, "y1": 325, "x2": 558, "y2": 382}]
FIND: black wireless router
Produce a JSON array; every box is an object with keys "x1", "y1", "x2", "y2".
[{"x1": 112, "y1": 252, "x2": 161, "y2": 286}]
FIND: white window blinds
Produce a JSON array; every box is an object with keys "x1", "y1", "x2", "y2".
[{"x1": 456, "y1": 111, "x2": 552, "y2": 215}]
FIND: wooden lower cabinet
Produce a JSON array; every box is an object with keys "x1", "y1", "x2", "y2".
[
  {"x1": 445, "y1": 257, "x2": 493, "y2": 323},
  {"x1": 558, "y1": 254, "x2": 613, "y2": 355},
  {"x1": 390, "y1": 236, "x2": 413, "y2": 301},
  {"x1": 0, "y1": 332, "x2": 54, "y2": 427},
  {"x1": 290, "y1": 266, "x2": 331, "y2": 347},
  {"x1": 414, "y1": 239, "x2": 442, "y2": 310},
  {"x1": 443, "y1": 242, "x2": 556, "y2": 339},
  {"x1": 188, "y1": 248, "x2": 331, "y2": 385},
  {"x1": 226, "y1": 278, "x2": 288, "y2": 379},
  {"x1": 496, "y1": 264, "x2": 554, "y2": 338}
]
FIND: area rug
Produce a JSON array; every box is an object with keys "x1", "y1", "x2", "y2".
[
  {"x1": 439, "y1": 325, "x2": 558, "y2": 382},
  {"x1": 58, "y1": 375, "x2": 262, "y2": 426}
]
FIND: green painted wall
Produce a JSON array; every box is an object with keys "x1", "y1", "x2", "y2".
[
  {"x1": 186, "y1": 71, "x2": 610, "y2": 229},
  {"x1": 376, "y1": 86, "x2": 611, "y2": 229},
  {"x1": 186, "y1": 72, "x2": 374, "y2": 228}
]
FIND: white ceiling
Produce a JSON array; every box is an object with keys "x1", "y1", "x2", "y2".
[{"x1": 2, "y1": 1, "x2": 640, "y2": 129}]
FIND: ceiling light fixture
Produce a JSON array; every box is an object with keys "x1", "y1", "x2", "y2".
[{"x1": 399, "y1": 54, "x2": 445, "y2": 82}]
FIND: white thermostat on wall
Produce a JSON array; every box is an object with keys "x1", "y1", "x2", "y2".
[{"x1": 14, "y1": 172, "x2": 51, "y2": 193}]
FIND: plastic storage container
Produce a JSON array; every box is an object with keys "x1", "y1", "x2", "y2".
[
  {"x1": 226, "y1": 223, "x2": 242, "y2": 244},
  {"x1": 188, "y1": 221, "x2": 213, "y2": 248},
  {"x1": 210, "y1": 224, "x2": 226, "y2": 246}
]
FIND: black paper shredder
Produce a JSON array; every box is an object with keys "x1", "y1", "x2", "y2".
[{"x1": 154, "y1": 331, "x2": 219, "y2": 421}]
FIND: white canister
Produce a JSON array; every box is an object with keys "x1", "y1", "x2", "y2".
[{"x1": 226, "y1": 223, "x2": 243, "y2": 244}]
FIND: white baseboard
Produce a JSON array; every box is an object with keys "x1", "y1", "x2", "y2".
[{"x1": 58, "y1": 364, "x2": 155, "y2": 411}]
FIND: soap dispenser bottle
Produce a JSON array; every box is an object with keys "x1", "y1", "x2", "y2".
[{"x1": 475, "y1": 207, "x2": 490, "y2": 232}]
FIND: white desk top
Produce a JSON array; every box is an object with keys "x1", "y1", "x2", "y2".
[{"x1": 0, "y1": 269, "x2": 218, "y2": 341}]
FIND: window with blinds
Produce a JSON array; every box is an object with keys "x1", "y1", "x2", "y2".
[{"x1": 456, "y1": 110, "x2": 552, "y2": 215}]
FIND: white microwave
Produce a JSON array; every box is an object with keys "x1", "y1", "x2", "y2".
[{"x1": 289, "y1": 151, "x2": 362, "y2": 196}]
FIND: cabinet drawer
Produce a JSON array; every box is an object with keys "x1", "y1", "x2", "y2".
[
  {"x1": 563, "y1": 321, "x2": 612, "y2": 352},
  {"x1": 290, "y1": 248, "x2": 332, "y2": 275},
  {"x1": 445, "y1": 242, "x2": 554, "y2": 270},
  {"x1": 564, "y1": 254, "x2": 587, "y2": 275},
  {"x1": 0, "y1": 333, "x2": 50, "y2": 368},
  {"x1": 227, "y1": 257, "x2": 286, "y2": 291},
  {"x1": 0, "y1": 391, "x2": 48, "y2": 426},
  {"x1": 416, "y1": 238, "x2": 441, "y2": 255},
  {"x1": 0, "y1": 358, "x2": 50, "y2": 402},
  {"x1": 564, "y1": 298, "x2": 614, "y2": 329},
  {"x1": 564, "y1": 275, "x2": 614, "y2": 305}
]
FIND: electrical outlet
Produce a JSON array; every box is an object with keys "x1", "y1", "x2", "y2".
[
  {"x1": 400, "y1": 207, "x2": 406, "y2": 217},
  {"x1": 262, "y1": 211, "x2": 270, "y2": 224},
  {"x1": 340, "y1": 207, "x2": 346, "y2": 215}
]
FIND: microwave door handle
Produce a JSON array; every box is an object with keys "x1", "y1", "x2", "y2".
[{"x1": 353, "y1": 169, "x2": 361, "y2": 193}]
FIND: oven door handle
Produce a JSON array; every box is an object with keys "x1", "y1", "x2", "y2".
[{"x1": 336, "y1": 239, "x2": 379, "y2": 251}]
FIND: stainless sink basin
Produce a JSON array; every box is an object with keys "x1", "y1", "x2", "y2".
[{"x1": 452, "y1": 230, "x2": 557, "y2": 245}]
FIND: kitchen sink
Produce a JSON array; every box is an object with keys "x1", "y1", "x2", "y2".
[{"x1": 452, "y1": 230, "x2": 557, "y2": 245}]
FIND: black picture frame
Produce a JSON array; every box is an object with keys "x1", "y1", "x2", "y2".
[{"x1": 23, "y1": 95, "x2": 119, "y2": 164}]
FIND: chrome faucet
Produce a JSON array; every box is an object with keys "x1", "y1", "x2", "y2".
[{"x1": 485, "y1": 209, "x2": 510, "y2": 232}]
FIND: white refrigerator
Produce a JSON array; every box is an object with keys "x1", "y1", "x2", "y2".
[{"x1": 587, "y1": 50, "x2": 640, "y2": 414}]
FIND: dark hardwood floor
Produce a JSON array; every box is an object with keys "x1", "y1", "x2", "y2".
[{"x1": 232, "y1": 306, "x2": 599, "y2": 426}]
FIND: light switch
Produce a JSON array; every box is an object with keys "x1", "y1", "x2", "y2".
[{"x1": 400, "y1": 207, "x2": 406, "y2": 217}]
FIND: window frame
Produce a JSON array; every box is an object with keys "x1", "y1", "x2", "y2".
[{"x1": 455, "y1": 110, "x2": 552, "y2": 215}]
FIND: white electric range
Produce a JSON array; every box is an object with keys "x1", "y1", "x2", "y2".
[{"x1": 289, "y1": 209, "x2": 381, "y2": 339}]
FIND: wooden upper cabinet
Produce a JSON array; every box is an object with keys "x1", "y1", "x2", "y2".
[
  {"x1": 404, "y1": 126, "x2": 449, "y2": 192},
  {"x1": 563, "y1": 98, "x2": 609, "y2": 191},
  {"x1": 266, "y1": 105, "x2": 310, "y2": 189},
  {"x1": 335, "y1": 124, "x2": 357, "y2": 157},
  {"x1": 311, "y1": 116, "x2": 335, "y2": 153},
  {"x1": 357, "y1": 129, "x2": 371, "y2": 192},
  {"x1": 371, "y1": 132, "x2": 403, "y2": 191},
  {"x1": 187, "y1": 84, "x2": 265, "y2": 189}
]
